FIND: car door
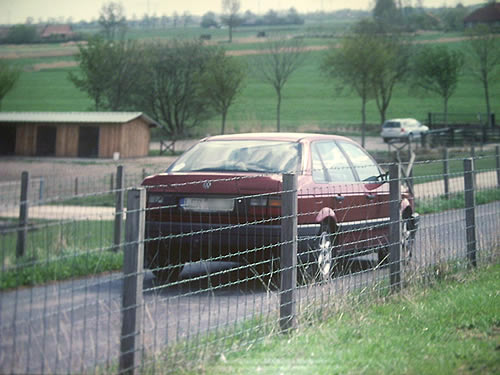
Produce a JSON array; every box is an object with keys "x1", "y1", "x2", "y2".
[
  {"x1": 337, "y1": 141, "x2": 390, "y2": 250},
  {"x1": 308, "y1": 140, "x2": 368, "y2": 253}
]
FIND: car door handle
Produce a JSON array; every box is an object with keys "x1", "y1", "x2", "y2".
[
  {"x1": 335, "y1": 195, "x2": 345, "y2": 202},
  {"x1": 365, "y1": 194, "x2": 376, "y2": 200}
]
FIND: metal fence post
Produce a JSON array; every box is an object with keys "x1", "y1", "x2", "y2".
[
  {"x1": 113, "y1": 165, "x2": 125, "y2": 252},
  {"x1": 16, "y1": 171, "x2": 29, "y2": 259},
  {"x1": 443, "y1": 148, "x2": 450, "y2": 200},
  {"x1": 495, "y1": 145, "x2": 500, "y2": 188},
  {"x1": 464, "y1": 159, "x2": 477, "y2": 268},
  {"x1": 119, "y1": 188, "x2": 145, "y2": 375},
  {"x1": 389, "y1": 164, "x2": 402, "y2": 291},
  {"x1": 280, "y1": 173, "x2": 297, "y2": 333}
]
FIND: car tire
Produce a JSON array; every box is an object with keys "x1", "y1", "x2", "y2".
[
  {"x1": 146, "y1": 240, "x2": 183, "y2": 284},
  {"x1": 377, "y1": 213, "x2": 415, "y2": 266},
  {"x1": 153, "y1": 264, "x2": 183, "y2": 284},
  {"x1": 383, "y1": 137, "x2": 390, "y2": 143},
  {"x1": 377, "y1": 246, "x2": 389, "y2": 266},
  {"x1": 401, "y1": 214, "x2": 416, "y2": 262}
]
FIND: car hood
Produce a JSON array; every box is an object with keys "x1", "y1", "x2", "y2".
[{"x1": 142, "y1": 172, "x2": 283, "y2": 196}]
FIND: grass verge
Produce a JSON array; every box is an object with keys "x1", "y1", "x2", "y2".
[
  {"x1": 196, "y1": 263, "x2": 500, "y2": 375},
  {"x1": 0, "y1": 219, "x2": 122, "y2": 289},
  {"x1": 416, "y1": 188, "x2": 500, "y2": 214}
]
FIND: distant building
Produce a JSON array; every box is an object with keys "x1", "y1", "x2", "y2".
[
  {"x1": 0, "y1": 112, "x2": 159, "y2": 158},
  {"x1": 40, "y1": 24, "x2": 75, "y2": 41},
  {"x1": 464, "y1": 2, "x2": 500, "y2": 28}
]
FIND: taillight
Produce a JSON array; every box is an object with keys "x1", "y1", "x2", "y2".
[
  {"x1": 269, "y1": 198, "x2": 281, "y2": 207},
  {"x1": 401, "y1": 128, "x2": 405, "y2": 133}
]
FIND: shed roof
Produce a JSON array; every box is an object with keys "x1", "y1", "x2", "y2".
[
  {"x1": 0, "y1": 112, "x2": 159, "y2": 127},
  {"x1": 464, "y1": 3, "x2": 500, "y2": 23}
]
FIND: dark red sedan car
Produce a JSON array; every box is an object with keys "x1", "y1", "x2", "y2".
[{"x1": 142, "y1": 133, "x2": 418, "y2": 283}]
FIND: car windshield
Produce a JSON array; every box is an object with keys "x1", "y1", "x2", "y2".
[{"x1": 168, "y1": 140, "x2": 301, "y2": 173}]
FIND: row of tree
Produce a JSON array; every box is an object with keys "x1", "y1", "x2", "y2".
[
  {"x1": 322, "y1": 20, "x2": 500, "y2": 147},
  {"x1": 68, "y1": 35, "x2": 307, "y2": 138}
]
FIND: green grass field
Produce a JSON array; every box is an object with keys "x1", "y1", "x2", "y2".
[
  {"x1": 195, "y1": 263, "x2": 500, "y2": 375},
  {"x1": 2, "y1": 25, "x2": 499, "y2": 137}
]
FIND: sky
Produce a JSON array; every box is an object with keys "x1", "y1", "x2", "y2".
[{"x1": 0, "y1": 0, "x2": 482, "y2": 25}]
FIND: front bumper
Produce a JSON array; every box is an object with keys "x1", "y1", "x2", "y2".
[{"x1": 145, "y1": 221, "x2": 320, "y2": 262}]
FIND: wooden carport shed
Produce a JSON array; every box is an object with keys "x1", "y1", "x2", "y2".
[{"x1": 0, "y1": 112, "x2": 159, "y2": 158}]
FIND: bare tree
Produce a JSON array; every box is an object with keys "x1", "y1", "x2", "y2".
[
  {"x1": 369, "y1": 32, "x2": 412, "y2": 124},
  {"x1": 221, "y1": 0, "x2": 242, "y2": 43},
  {"x1": 254, "y1": 37, "x2": 307, "y2": 132},
  {"x1": 322, "y1": 22, "x2": 377, "y2": 148},
  {"x1": 412, "y1": 45, "x2": 464, "y2": 125},
  {"x1": 199, "y1": 48, "x2": 246, "y2": 134},
  {"x1": 98, "y1": 1, "x2": 127, "y2": 40},
  {"x1": 465, "y1": 24, "x2": 500, "y2": 126},
  {"x1": 0, "y1": 60, "x2": 20, "y2": 109}
]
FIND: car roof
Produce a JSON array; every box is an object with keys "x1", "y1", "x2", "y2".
[
  {"x1": 384, "y1": 118, "x2": 419, "y2": 123},
  {"x1": 201, "y1": 132, "x2": 355, "y2": 143}
]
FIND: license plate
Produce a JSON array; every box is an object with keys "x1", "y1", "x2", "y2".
[{"x1": 179, "y1": 197, "x2": 234, "y2": 212}]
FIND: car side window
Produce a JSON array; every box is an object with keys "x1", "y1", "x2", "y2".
[
  {"x1": 311, "y1": 141, "x2": 356, "y2": 183},
  {"x1": 338, "y1": 141, "x2": 381, "y2": 182}
]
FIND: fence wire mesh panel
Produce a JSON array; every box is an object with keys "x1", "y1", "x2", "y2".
[{"x1": 0, "y1": 150, "x2": 499, "y2": 374}]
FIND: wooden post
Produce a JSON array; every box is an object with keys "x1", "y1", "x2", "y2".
[
  {"x1": 119, "y1": 188, "x2": 145, "y2": 375},
  {"x1": 389, "y1": 164, "x2": 401, "y2": 291},
  {"x1": 16, "y1": 171, "x2": 29, "y2": 259},
  {"x1": 113, "y1": 165, "x2": 125, "y2": 252},
  {"x1": 280, "y1": 173, "x2": 298, "y2": 333},
  {"x1": 464, "y1": 159, "x2": 477, "y2": 268},
  {"x1": 496, "y1": 145, "x2": 500, "y2": 188},
  {"x1": 443, "y1": 148, "x2": 450, "y2": 200},
  {"x1": 74, "y1": 177, "x2": 79, "y2": 196},
  {"x1": 38, "y1": 178, "x2": 45, "y2": 204}
]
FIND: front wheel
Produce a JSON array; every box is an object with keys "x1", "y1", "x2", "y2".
[
  {"x1": 301, "y1": 222, "x2": 336, "y2": 283},
  {"x1": 401, "y1": 215, "x2": 416, "y2": 262},
  {"x1": 146, "y1": 239, "x2": 184, "y2": 284}
]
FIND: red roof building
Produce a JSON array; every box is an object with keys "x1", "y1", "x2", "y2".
[
  {"x1": 40, "y1": 24, "x2": 75, "y2": 40},
  {"x1": 464, "y1": 2, "x2": 500, "y2": 27}
]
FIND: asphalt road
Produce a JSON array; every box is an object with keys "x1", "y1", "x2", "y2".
[{"x1": 0, "y1": 202, "x2": 498, "y2": 374}]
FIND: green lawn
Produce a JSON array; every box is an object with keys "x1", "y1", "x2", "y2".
[
  {"x1": 196, "y1": 263, "x2": 500, "y2": 375},
  {"x1": 0, "y1": 219, "x2": 121, "y2": 289}
]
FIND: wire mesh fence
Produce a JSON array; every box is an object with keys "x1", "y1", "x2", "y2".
[{"x1": 0, "y1": 149, "x2": 499, "y2": 374}]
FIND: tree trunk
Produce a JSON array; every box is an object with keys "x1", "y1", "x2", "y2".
[
  {"x1": 484, "y1": 79, "x2": 491, "y2": 126},
  {"x1": 361, "y1": 97, "x2": 366, "y2": 148},
  {"x1": 221, "y1": 110, "x2": 227, "y2": 135},
  {"x1": 229, "y1": 26, "x2": 233, "y2": 43},
  {"x1": 444, "y1": 96, "x2": 448, "y2": 126},
  {"x1": 277, "y1": 92, "x2": 282, "y2": 132}
]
